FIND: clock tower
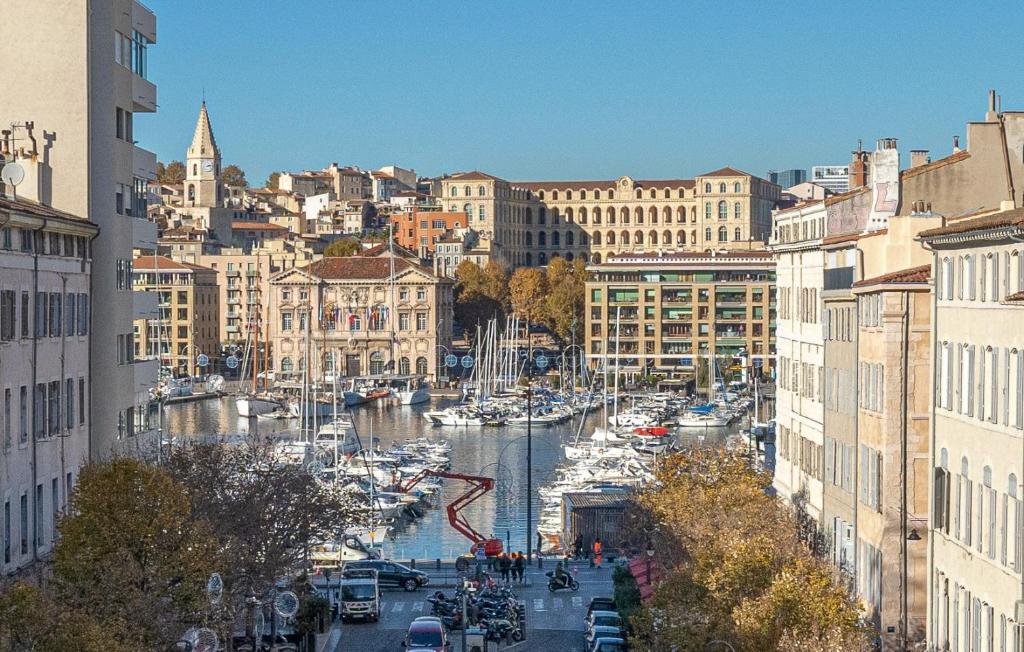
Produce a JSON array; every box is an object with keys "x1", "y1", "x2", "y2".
[{"x1": 185, "y1": 101, "x2": 222, "y2": 208}]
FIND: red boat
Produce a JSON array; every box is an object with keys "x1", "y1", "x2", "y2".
[{"x1": 633, "y1": 426, "x2": 669, "y2": 437}]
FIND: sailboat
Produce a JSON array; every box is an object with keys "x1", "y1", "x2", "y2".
[
  {"x1": 236, "y1": 264, "x2": 283, "y2": 417},
  {"x1": 394, "y1": 376, "x2": 431, "y2": 405}
]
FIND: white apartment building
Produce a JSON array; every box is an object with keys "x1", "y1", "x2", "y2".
[
  {"x1": 812, "y1": 165, "x2": 850, "y2": 195},
  {"x1": 1, "y1": 0, "x2": 161, "y2": 458},
  {"x1": 770, "y1": 200, "x2": 828, "y2": 525},
  {"x1": 919, "y1": 206, "x2": 1024, "y2": 652},
  {"x1": 0, "y1": 195, "x2": 98, "y2": 574}
]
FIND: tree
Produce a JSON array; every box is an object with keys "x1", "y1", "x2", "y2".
[
  {"x1": 53, "y1": 459, "x2": 218, "y2": 650},
  {"x1": 265, "y1": 171, "x2": 281, "y2": 190},
  {"x1": 453, "y1": 260, "x2": 509, "y2": 329},
  {"x1": 0, "y1": 583, "x2": 134, "y2": 652},
  {"x1": 509, "y1": 267, "x2": 549, "y2": 323},
  {"x1": 324, "y1": 238, "x2": 361, "y2": 257},
  {"x1": 222, "y1": 164, "x2": 248, "y2": 187},
  {"x1": 164, "y1": 439, "x2": 360, "y2": 649},
  {"x1": 157, "y1": 160, "x2": 186, "y2": 184},
  {"x1": 544, "y1": 256, "x2": 586, "y2": 343}
]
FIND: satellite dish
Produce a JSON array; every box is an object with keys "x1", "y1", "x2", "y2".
[
  {"x1": 274, "y1": 590, "x2": 300, "y2": 618},
  {"x1": 1, "y1": 161, "x2": 25, "y2": 188}
]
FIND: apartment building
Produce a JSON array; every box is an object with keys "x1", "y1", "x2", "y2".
[
  {"x1": 0, "y1": 195, "x2": 97, "y2": 574},
  {"x1": 584, "y1": 251, "x2": 775, "y2": 381},
  {"x1": 391, "y1": 209, "x2": 468, "y2": 256},
  {"x1": 0, "y1": 0, "x2": 161, "y2": 458},
  {"x1": 132, "y1": 256, "x2": 220, "y2": 378},
  {"x1": 441, "y1": 168, "x2": 781, "y2": 268},
  {"x1": 918, "y1": 205, "x2": 1024, "y2": 652},
  {"x1": 771, "y1": 200, "x2": 827, "y2": 527},
  {"x1": 268, "y1": 256, "x2": 453, "y2": 382}
]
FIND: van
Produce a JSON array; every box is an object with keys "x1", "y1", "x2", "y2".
[{"x1": 339, "y1": 567, "x2": 381, "y2": 623}]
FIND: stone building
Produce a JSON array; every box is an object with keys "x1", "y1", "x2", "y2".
[
  {"x1": 268, "y1": 256, "x2": 453, "y2": 382},
  {"x1": 918, "y1": 204, "x2": 1024, "y2": 652},
  {"x1": 132, "y1": 255, "x2": 220, "y2": 377},
  {"x1": 0, "y1": 195, "x2": 98, "y2": 574},
  {"x1": 391, "y1": 209, "x2": 468, "y2": 256},
  {"x1": 584, "y1": 250, "x2": 775, "y2": 382}
]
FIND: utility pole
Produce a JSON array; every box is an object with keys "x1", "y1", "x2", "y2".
[{"x1": 526, "y1": 318, "x2": 533, "y2": 565}]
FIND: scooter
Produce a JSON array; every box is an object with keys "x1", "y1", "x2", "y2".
[{"x1": 545, "y1": 571, "x2": 579, "y2": 592}]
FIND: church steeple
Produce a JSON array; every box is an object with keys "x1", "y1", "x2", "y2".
[{"x1": 185, "y1": 101, "x2": 222, "y2": 207}]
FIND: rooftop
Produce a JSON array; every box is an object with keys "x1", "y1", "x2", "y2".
[
  {"x1": 133, "y1": 255, "x2": 214, "y2": 272},
  {"x1": 0, "y1": 195, "x2": 93, "y2": 225},
  {"x1": 298, "y1": 255, "x2": 435, "y2": 281},
  {"x1": 901, "y1": 150, "x2": 971, "y2": 180},
  {"x1": 232, "y1": 221, "x2": 289, "y2": 231},
  {"x1": 917, "y1": 206, "x2": 1024, "y2": 238},
  {"x1": 852, "y1": 264, "x2": 931, "y2": 288}
]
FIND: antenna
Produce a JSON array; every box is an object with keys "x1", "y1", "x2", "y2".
[{"x1": 1, "y1": 160, "x2": 26, "y2": 199}]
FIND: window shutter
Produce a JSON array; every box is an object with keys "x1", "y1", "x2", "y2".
[
  {"x1": 954, "y1": 475, "x2": 962, "y2": 540},
  {"x1": 1001, "y1": 494, "x2": 1008, "y2": 566},
  {"x1": 965, "y1": 479, "x2": 973, "y2": 546},
  {"x1": 934, "y1": 469, "x2": 947, "y2": 531},
  {"x1": 942, "y1": 470, "x2": 951, "y2": 535},
  {"x1": 1015, "y1": 498, "x2": 1023, "y2": 573},
  {"x1": 979, "y1": 351, "x2": 987, "y2": 421},
  {"x1": 967, "y1": 346, "x2": 976, "y2": 417}
]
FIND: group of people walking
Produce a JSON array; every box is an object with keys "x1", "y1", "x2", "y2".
[
  {"x1": 496, "y1": 551, "x2": 526, "y2": 583},
  {"x1": 572, "y1": 535, "x2": 604, "y2": 568}
]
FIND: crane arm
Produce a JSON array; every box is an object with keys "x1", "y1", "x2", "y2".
[{"x1": 400, "y1": 469, "x2": 497, "y2": 546}]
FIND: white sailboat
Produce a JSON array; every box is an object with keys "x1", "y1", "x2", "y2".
[{"x1": 235, "y1": 270, "x2": 283, "y2": 417}]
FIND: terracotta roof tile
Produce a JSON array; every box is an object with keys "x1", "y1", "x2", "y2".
[
  {"x1": 449, "y1": 171, "x2": 504, "y2": 182},
  {"x1": 132, "y1": 255, "x2": 213, "y2": 272},
  {"x1": 901, "y1": 150, "x2": 971, "y2": 179},
  {"x1": 852, "y1": 264, "x2": 930, "y2": 288},
  {"x1": 821, "y1": 228, "x2": 887, "y2": 246},
  {"x1": 232, "y1": 221, "x2": 289, "y2": 231},
  {"x1": 0, "y1": 195, "x2": 93, "y2": 225},
  {"x1": 1005, "y1": 291, "x2": 1024, "y2": 302},
  {"x1": 299, "y1": 255, "x2": 436, "y2": 280},
  {"x1": 917, "y1": 207, "x2": 1024, "y2": 238}
]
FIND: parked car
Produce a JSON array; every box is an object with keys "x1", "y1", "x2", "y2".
[
  {"x1": 585, "y1": 597, "x2": 616, "y2": 622},
  {"x1": 585, "y1": 625, "x2": 623, "y2": 649},
  {"x1": 585, "y1": 610, "x2": 622, "y2": 636},
  {"x1": 401, "y1": 616, "x2": 450, "y2": 651},
  {"x1": 589, "y1": 636, "x2": 625, "y2": 652},
  {"x1": 344, "y1": 559, "x2": 429, "y2": 591}
]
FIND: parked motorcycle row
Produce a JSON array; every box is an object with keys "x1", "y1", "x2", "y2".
[{"x1": 426, "y1": 580, "x2": 526, "y2": 643}]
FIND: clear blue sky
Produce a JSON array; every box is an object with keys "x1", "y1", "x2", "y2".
[{"x1": 145, "y1": 0, "x2": 1024, "y2": 186}]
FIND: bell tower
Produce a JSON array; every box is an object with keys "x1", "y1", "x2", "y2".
[{"x1": 185, "y1": 101, "x2": 222, "y2": 207}]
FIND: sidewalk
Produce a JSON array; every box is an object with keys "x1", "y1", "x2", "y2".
[{"x1": 317, "y1": 622, "x2": 342, "y2": 652}]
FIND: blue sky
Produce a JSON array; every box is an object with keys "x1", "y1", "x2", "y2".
[{"x1": 145, "y1": 0, "x2": 1024, "y2": 186}]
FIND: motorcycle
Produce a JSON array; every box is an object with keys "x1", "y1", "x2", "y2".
[{"x1": 545, "y1": 570, "x2": 579, "y2": 592}]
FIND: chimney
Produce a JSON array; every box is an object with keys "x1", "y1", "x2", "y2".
[
  {"x1": 952, "y1": 135, "x2": 960, "y2": 153},
  {"x1": 849, "y1": 140, "x2": 869, "y2": 190},
  {"x1": 986, "y1": 89, "x2": 999, "y2": 122},
  {"x1": 876, "y1": 138, "x2": 898, "y2": 151},
  {"x1": 910, "y1": 150, "x2": 931, "y2": 169}
]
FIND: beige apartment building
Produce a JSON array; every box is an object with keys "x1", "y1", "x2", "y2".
[
  {"x1": 441, "y1": 168, "x2": 780, "y2": 268},
  {"x1": 919, "y1": 205, "x2": 1024, "y2": 652},
  {"x1": 584, "y1": 251, "x2": 775, "y2": 381},
  {"x1": 133, "y1": 256, "x2": 220, "y2": 378},
  {"x1": 0, "y1": 195, "x2": 98, "y2": 574},
  {"x1": 268, "y1": 255, "x2": 453, "y2": 382},
  {"x1": 0, "y1": 0, "x2": 161, "y2": 458}
]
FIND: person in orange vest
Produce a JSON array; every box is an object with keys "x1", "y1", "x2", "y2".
[{"x1": 592, "y1": 537, "x2": 603, "y2": 568}]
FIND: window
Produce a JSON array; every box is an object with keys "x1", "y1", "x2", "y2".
[
  {"x1": 717, "y1": 226, "x2": 727, "y2": 242},
  {"x1": 416, "y1": 312, "x2": 427, "y2": 331},
  {"x1": 477, "y1": 185, "x2": 485, "y2": 196},
  {"x1": 704, "y1": 182, "x2": 711, "y2": 192},
  {"x1": 19, "y1": 386, "x2": 27, "y2": 444},
  {"x1": 451, "y1": 186, "x2": 458, "y2": 197},
  {"x1": 65, "y1": 378, "x2": 73, "y2": 430},
  {"x1": 0, "y1": 290, "x2": 14, "y2": 341},
  {"x1": 705, "y1": 227, "x2": 712, "y2": 241},
  {"x1": 19, "y1": 493, "x2": 27, "y2": 555},
  {"x1": 2, "y1": 389, "x2": 9, "y2": 450},
  {"x1": 281, "y1": 312, "x2": 293, "y2": 331},
  {"x1": 3, "y1": 500, "x2": 8, "y2": 564},
  {"x1": 734, "y1": 228, "x2": 742, "y2": 241},
  {"x1": 718, "y1": 201, "x2": 727, "y2": 220},
  {"x1": 733, "y1": 182, "x2": 741, "y2": 192},
  {"x1": 705, "y1": 202, "x2": 712, "y2": 219},
  {"x1": 416, "y1": 356, "x2": 428, "y2": 375},
  {"x1": 78, "y1": 378, "x2": 85, "y2": 425},
  {"x1": 399, "y1": 313, "x2": 409, "y2": 331}
]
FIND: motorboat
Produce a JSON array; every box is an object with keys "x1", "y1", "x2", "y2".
[{"x1": 236, "y1": 393, "x2": 283, "y2": 418}]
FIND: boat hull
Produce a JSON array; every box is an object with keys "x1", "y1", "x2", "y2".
[{"x1": 236, "y1": 395, "x2": 281, "y2": 417}]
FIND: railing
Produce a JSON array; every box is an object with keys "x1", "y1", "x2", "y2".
[{"x1": 824, "y1": 266, "x2": 855, "y2": 291}]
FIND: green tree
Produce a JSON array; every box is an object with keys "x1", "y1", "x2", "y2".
[
  {"x1": 156, "y1": 159, "x2": 186, "y2": 184},
  {"x1": 453, "y1": 260, "x2": 509, "y2": 329},
  {"x1": 0, "y1": 583, "x2": 134, "y2": 652},
  {"x1": 265, "y1": 171, "x2": 281, "y2": 190},
  {"x1": 543, "y1": 256, "x2": 586, "y2": 343},
  {"x1": 53, "y1": 459, "x2": 218, "y2": 650},
  {"x1": 222, "y1": 164, "x2": 248, "y2": 187},
  {"x1": 324, "y1": 238, "x2": 361, "y2": 257},
  {"x1": 509, "y1": 267, "x2": 549, "y2": 323}
]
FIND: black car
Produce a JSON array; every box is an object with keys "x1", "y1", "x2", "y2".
[
  {"x1": 586, "y1": 597, "x2": 616, "y2": 622},
  {"x1": 343, "y1": 559, "x2": 429, "y2": 591}
]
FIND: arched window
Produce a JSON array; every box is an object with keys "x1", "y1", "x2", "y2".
[
  {"x1": 593, "y1": 231, "x2": 602, "y2": 245},
  {"x1": 734, "y1": 182, "x2": 741, "y2": 193},
  {"x1": 370, "y1": 351, "x2": 385, "y2": 375},
  {"x1": 538, "y1": 232, "x2": 547, "y2": 246},
  {"x1": 581, "y1": 233, "x2": 589, "y2": 246},
  {"x1": 551, "y1": 208, "x2": 559, "y2": 224},
  {"x1": 463, "y1": 185, "x2": 471, "y2": 196},
  {"x1": 478, "y1": 185, "x2": 486, "y2": 196},
  {"x1": 451, "y1": 186, "x2": 459, "y2": 197},
  {"x1": 634, "y1": 231, "x2": 644, "y2": 245},
  {"x1": 463, "y1": 203, "x2": 473, "y2": 220},
  {"x1": 188, "y1": 185, "x2": 195, "y2": 202},
  {"x1": 566, "y1": 252, "x2": 574, "y2": 261},
  {"x1": 621, "y1": 231, "x2": 630, "y2": 245},
  {"x1": 566, "y1": 231, "x2": 574, "y2": 246},
  {"x1": 691, "y1": 206, "x2": 697, "y2": 222},
  {"x1": 718, "y1": 226, "x2": 727, "y2": 241},
  {"x1": 664, "y1": 189, "x2": 671, "y2": 199},
  {"x1": 635, "y1": 207, "x2": 643, "y2": 224},
  {"x1": 566, "y1": 189, "x2": 573, "y2": 200},
  {"x1": 678, "y1": 188, "x2": 685, "y2": 198},
  {"x1": 536, "y1": 208, "x2": 544, "y2": 224},
  {"x1": 734, "y1": 228, "x2": 742, "y2": 241},
  {"x1": 650, "y1": 189, "x2": 656, "y2": 199},
  {"x1": 705, "y1": 227, "x2": 712, "y2": 241},
  {"x1": 565, "y1": 207, "x2": 574, "y2": 223},
  {"x1": 538, "y1": 252, "x2": 547, "y2": 265},
  {"x1": 192, "y1": 164, "x2": 197, "y2": 176},
  {"x1": 579, "y1": 207, "x2": 587, "y2": 224},
  {"x1": 415, "y1": 356, "x2": 428, "y2": 375},
  {"x1": 718, "y1": 201, "x2": 728, "y2": 220},
  {"x1": 526, "y1": 208, "x2": 534, "y2": 224},
  {"x1": 538, "y1": 190, "x2": 545, "y2": 200},
  {"x1": 552, "y1": 190, "x2": 559, "y2": 200},
  {"x1": 281, "y1": 357, "x2": 293, "y2": 372},
  {"x1": 663, "y1": 206, "x2": 671, "y2": 223},
  {"x1": 607, "y1": 231, "x2": 616, "y2": 245},
  {"x1": 580, "y1": 189, "x2": 587, "y2": 199},
  {"x1": 718, "y1": 183, "x2": 726, "y2": 193},
  {"x1": 552, "y1": 231, "x2": 560, "y2": 247},
  {"x1": 635, "y1": 189, "x2": 642, "y2": 199},
  {"x1": 649, "y1": 207, "x2": 658, "y2": 223},
  {"x1": 705, "y1": 202, "x2": 712, "y2": 219},
  {"x1": 525, "y1": 232, "x2": 533, "y2": 246},
  {"x1": 593, "y1": 208, "x2": 601, "y2": 225},
  {"x1": 690, "y1": 229, "x2": 697, "y2": 245},
  {"x1": 649, "y1": 230, "x2": 657, "y2": 245},
  {"x1": 734, "y1": 202, "x2": 742, "y2": 219},
  {"x1": 525, "y1": 252, "x2": 533, "y2": 265},
  {"x1": 592, "y1": 253, "x2": 601, "y2": 263},
  {"x1": 399, "y1": 357, "x2": 410, "y2": 375},
  {"x1": 662, "y1": 230, "x2": 671, "y2": 245},
  {"x1": 621, "y1": 207, "x2": 629, "y2": 224},
  {"x1": 595, "y1": 190, "x2": 601, "y2": 200},
  {"x1": 704, "y1": 182, "x2": 711, "y2": 193}
]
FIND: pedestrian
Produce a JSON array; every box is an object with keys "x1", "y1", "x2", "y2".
[
  {"x1": 536, "y1": 531, "x2": 543, "y2": 559},
  {"x1": 573, "y1": 534, "x2": 584, "y2": 560},
  {"x1": 513, "y1": 551, "x2": 525, "y2": 583},
  {"x1": 593, "y1": 537, "x2": 603, "y2": 569},
  {"x1": 499, "y1": 552, "x2": 511, "y2": 583}
]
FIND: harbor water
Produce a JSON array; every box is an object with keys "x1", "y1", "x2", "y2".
[{"x1": 162, "y1": 395, "x2": 736, "y2": 560}]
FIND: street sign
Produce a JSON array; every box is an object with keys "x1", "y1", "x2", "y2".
[
  {"x1": 225, "y1": 355, "x2": 239, "y2": 370},
  {"x1": 196, "y1": 353, "x2": 210, "y2": 367},
  {"x1": 445, "y1": 354, "x2": 458, "y2": 368},
  {"x1": 461, "y1": 355, "x2": 475, "y2": 369},
  {"x1": 535, "y1": 355, "x2": 549, "y2": 369}
]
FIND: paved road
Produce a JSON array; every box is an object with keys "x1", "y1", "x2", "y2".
[{"x1": 329, "y1": 564, "x2": 615, "y2": 651}]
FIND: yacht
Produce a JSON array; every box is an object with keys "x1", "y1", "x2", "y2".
[
  {"x1": 236, "y1": 394, "x2": 282, "y2": 418},
  {"x1": 394, "y1": 376, "x2": 431, "y2": 405}
]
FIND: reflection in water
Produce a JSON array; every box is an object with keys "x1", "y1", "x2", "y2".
[{"x1": 162, "y1": 397, "x2": 731, "y2": 559}]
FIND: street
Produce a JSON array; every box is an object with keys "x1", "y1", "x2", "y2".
[{"x1": 329, "y1": 564, "x2": 616, "y2": 651}]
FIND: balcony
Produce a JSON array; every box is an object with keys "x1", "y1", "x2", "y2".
[
  {"x1": 133, "y1": 358, "x2": 159, "y2": 395},
  {"x1": 227, "y1": 297, "x2": 241, "y2": 305},
  {"x1": 226, "y1": 324, "x2": 240, "y2": 334},
  {"x1": 132, "y1": 74, "x2": 157, "y2": 113},
  {"x1": 132, "y1": 290, "x2": 158, "y2": 319},
  {"x1": 132, "y1": 0, "x2": 157, "y2": 43},
  {"x1": 132, "y1": 217, "x2": 157, "y2": 250},
  {"x1": 226, "y1": 270, "x2": 241, "y2": 278},
  {"x1": 824, "y1": 266, "x2": 855, "y2": 291},
  {"x1": 133, "y1": 145, "x2": 158, "y2": 181}
]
